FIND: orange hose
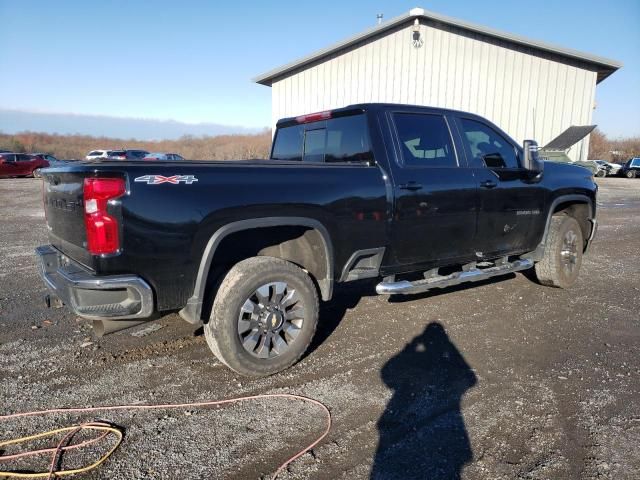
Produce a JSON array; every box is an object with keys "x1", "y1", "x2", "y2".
[{"x1": 0, "y1": 393, "x2": 332, "y2": 479}]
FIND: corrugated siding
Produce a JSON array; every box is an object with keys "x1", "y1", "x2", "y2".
[{"x1": 271, "y1": 22, "x2": 598, "y2": 161}]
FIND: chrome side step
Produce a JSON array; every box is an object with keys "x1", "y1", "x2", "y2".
[{"x1": 376, "y1": 259, "x2": 534, "y2": 295}]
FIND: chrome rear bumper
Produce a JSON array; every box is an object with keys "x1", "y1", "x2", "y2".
[{"x1": 35, "y1": 245, "x2": 154, "y2": 320}]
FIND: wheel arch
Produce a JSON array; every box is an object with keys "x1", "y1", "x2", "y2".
[
  {"x1": 179, "y1": 217, "x2": 334, "y2": 324},
  {"x1": 526, "y1": 194, "x2": 596, "y2": 261}
]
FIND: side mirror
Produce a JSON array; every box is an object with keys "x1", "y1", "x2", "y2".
[{"x1": 522, "y1": 140, "x2": 544, "y2": 175}]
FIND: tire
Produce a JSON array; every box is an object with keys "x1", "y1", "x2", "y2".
[
  {"x1": 595, "y1": 169, "x2": 606, "y2": 177},
  {"x1": 205, "y1": 256, "x2": 319, "y2": 377},
  {"x1": 626, "y1": 170, "x2": 637, "y2": 179},
  {"x1": 534, "y1": 215, "x2": 583, "y2": 288}
]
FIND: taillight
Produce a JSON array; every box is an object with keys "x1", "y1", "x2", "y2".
[
  {"x1": 83, "y1": 177, "x2": 126, "y2": 255},
  {"x1": 295, "y1": 110, "x2": 332, "y2": 124}
]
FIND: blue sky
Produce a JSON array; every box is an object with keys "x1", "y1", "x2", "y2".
[{"x1": 0, "y1": 0, "x2": 638, "y2": 137}]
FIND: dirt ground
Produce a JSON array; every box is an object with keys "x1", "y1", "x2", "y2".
[{"x1": 1, "y1": 177, "x2": 639, "y2": 479}]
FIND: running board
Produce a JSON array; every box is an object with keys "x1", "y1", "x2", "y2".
[{"x1": 376, "y1": 259, "x2": 534, "y2": 295}]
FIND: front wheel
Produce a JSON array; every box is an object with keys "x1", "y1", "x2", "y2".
[
  {"x1": 205, "y1": 256, "x2": 319, "y2": 377},
  {"x1": 534, "y1": 215, "x2": 583, "y2": 288}
]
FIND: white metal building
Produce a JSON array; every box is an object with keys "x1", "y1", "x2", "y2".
[{"x1": 254, "y1": 7, "x2": 621, "y2": 161}]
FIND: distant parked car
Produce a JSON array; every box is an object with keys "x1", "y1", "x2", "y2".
[
  {"x1": 540, "y1": 152, "x2": 601, "y2": 176},
  {"x1": 143, "y1": 152, "x2": 185, "y2": 161},
  {"x1": 0, "y1": 153, "x2": 49, "y2": 178},
  {"x1": 592, "y1": 160, "x2": 620, "y2": 177},
  {"x1": 31, "y1": 154, "x2": 67, "y2": 177},
  {"x1": 603, "y1": 161, "x2": 623, "y2": 176},
  {"x1": 106, "y1": 149, "x2": 150, "y2": 160},
  {"x1": 86, "y1": 150, "x2": 110, "y2": 160},
  {"x1": 579, "y1": 160, "x2": 606, "y2": 177},
  {"x1": 622, "y1": 157, "x2": 640, "y2": 178}
]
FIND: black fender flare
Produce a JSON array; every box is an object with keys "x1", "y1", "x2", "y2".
[
  {"x1": 179, "y1": 217, "x2": 334, "y2": 324},
  {"x1": 525, "y1": 194, "x2": 595, "y2": 261}
]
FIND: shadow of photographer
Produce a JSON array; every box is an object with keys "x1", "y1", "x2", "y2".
[{"x1": 371, "y1": 322, "x2": 477, "y2": 480}]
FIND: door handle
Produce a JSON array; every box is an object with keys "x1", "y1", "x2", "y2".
[
  {"x1": 399, "y1": 181, "x2": 423, "y2": 191},
  {"x1": 480, "y1": 180, "x2": 497, "y2": 189}
]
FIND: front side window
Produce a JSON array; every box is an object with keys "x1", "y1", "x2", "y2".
[
  {"x1": 393, "y1": 113, "x2": 457, "y2": 167},
  {"x1": 459, "y1": 118, "x2": 519, "y2": 169}
]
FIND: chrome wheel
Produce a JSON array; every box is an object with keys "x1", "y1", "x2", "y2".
[
  {"x1": 560, "y1": 229, "x2": 579, "y2": 274},
  {"x1": 237, "y1": 282, "x2": 304, "y2": 359}
]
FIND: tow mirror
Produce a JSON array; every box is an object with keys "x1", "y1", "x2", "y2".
[{"x1": 522, "y1": 140, "x2": 543, "y2": 175}]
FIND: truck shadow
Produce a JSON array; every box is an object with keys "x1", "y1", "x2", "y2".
[
  {"x1": 307, "y1": 274, "x2": 517, "y2": 356},
  {"x1": 371, "y1": 322, "x2": 477, "y2": 479}
]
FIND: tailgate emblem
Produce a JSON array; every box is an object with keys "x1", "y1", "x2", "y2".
[{"x1": 134, "y1": 175, "x2": 198, "y2": 185}]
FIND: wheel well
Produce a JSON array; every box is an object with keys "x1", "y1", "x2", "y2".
[
  {"x1": 552, "y1": 201, "x2": 591, "y2": 249},
  {"x1": 200, "y1": 226, "x2": 330, "y2": 319}
]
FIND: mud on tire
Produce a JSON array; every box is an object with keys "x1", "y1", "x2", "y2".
[
  {"x1": 534, "y1": 215, "x2": 583, "y2": 288},
  {"x1": 204, "y1": 256, "x2": 319, "y2": 377}
]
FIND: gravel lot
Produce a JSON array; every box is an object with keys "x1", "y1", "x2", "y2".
[{"x1": 1, "y1": 177, "x2": 639, "y2": 479}]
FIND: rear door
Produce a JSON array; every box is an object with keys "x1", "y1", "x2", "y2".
[
  {"x1": 386, "y1": 111, "x2": 477, "y2": 270},
  {"x1": 455, "y1": 116, "x2": 546, "y2": 258},
  {"x1": 15, "y1": 154, "x2": 34, "y2": 175}
]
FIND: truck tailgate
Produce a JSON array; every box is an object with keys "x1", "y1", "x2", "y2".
[{"x1": 42, "y1": 170, "x2": 93, "y2": 268}]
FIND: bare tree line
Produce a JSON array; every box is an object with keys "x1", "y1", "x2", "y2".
[
  {"x1": 1, "y1": 128, "x2": 638, "y2": 163},
  {"x1": 0, "y1": 130, "x2": 272, "y2": 160},
  {"x1": 588, "y1": 129, "x2": 640, "y2": 163}
]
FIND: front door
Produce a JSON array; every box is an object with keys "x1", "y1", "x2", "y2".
[
  {"x1": 455, "y1": 116, "x2": 546, "y2": 258},
  {"x1": 387, "y1": 111, "x2": 477, "y2": 271}
]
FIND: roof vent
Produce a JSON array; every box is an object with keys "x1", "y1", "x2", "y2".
[{"x1": 376, "y1": 13, "x2": 383, "y2": 25}]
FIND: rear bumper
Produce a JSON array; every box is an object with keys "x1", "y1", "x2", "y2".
[{"x1": 35, "y1": 245, "x2": 154, "y2": 320}]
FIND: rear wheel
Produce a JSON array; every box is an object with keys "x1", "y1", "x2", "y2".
[
  {"x1": 626, "y1": 170, "x2": 637, "y2": 179},
  {"x1": 595, "y1": 169, "x2": 606, "y2": 177},
  {"x1": 205, "y1": 256, "x2": 319, "y2": 377},
  {"x1": 534, "y1": 215, "x2": 583, "y2": 288}
]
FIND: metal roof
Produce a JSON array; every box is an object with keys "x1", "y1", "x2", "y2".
[
  {"x1": 254, "y1": 7, "x2": 622, "y2": 86},
  {"x1": 542, "y1": 125, "x2": 597, "y2": 151}
]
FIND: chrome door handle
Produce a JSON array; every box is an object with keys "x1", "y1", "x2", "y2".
[{"x1": 480, "y1": 180, "x2": 497, "y2": 189}]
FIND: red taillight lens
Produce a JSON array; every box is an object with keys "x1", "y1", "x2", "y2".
[{"x1": 83, "y1": 178, "x2": 126, "y2": 255}]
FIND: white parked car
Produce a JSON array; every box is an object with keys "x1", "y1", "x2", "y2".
[
  {"x1": 593, "y1": 160, "x2": 623, "y2": 177},
  {"x1": 85, "y1": 150, "x2": 110, "y2": 160}
]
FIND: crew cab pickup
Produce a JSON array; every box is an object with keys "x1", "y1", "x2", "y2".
[{"x1": 37, "y1": 104, "x2": 597, "y2": 376}]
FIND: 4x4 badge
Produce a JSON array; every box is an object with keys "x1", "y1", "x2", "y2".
[{"x1": 134, "y1": 175, "x2": 198, "y2": 185}]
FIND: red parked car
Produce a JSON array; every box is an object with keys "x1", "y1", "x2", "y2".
[{"x1": 0, "y1": 153, "x2": 50, "y2": 178}]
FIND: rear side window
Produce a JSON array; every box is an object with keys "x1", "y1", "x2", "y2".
[
  {"x1": 393, "y1": 113, "x2": 457, "y2": 167},
  {"x1": 271, "y1": 114, "x2": 372, "y2": 163},
  {"x1": 272, "y1": 124, "x2": 304, "y2": 161},
  {"x1": 88, "y1": 151, "x2": 102, "y2": 156},
  {"x1": 459, "y1": 118, "x2": 519, "y2": 169}
]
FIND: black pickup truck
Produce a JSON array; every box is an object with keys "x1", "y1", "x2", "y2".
[{"x1": 37, "y1": 103, "x2": 597, "y2": 376}]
